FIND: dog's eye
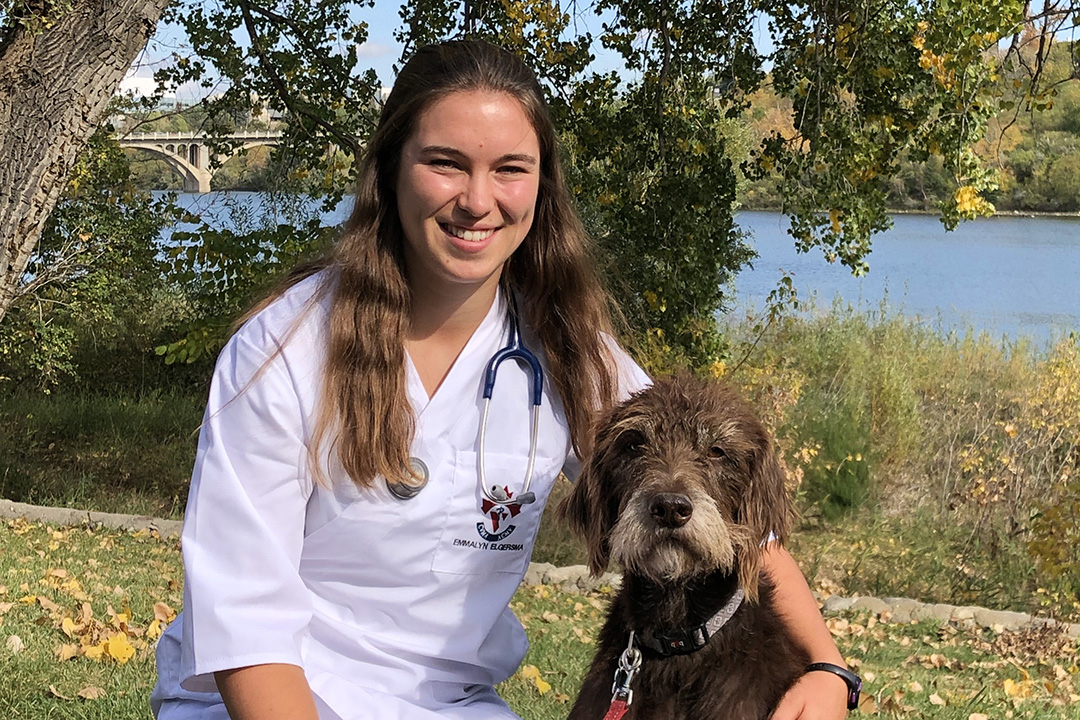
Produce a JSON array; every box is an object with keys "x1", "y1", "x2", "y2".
[
  {"x1": 707, "y1": 445, "x2": 727, "y2": 460},
  {"x1": 619, "y1": 430, "x2": 646, "y2": 455}
]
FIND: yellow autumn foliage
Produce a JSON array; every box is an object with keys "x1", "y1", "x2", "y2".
[{"x1": 519, "y1": 664, "x2": 552, "y2": 694}]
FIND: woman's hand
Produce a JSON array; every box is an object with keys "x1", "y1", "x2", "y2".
[{"x1": 770, "y1": 670, "x2": 850, "y2": 720}]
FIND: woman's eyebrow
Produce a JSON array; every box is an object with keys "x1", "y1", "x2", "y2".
[
  {"x1": 497, "y1": 153, "x2": 538, "y2": 166},
  {"x1": 419, "y1": 145, "x2": 538, "y2": 166}
]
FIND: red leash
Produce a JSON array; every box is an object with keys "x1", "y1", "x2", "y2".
[
  {"x1": 604, "y1": 631, "x2": 641, "y2": 720},
  {"x1": 603, "y1": 698, "x2": 630, "y2": 720}
]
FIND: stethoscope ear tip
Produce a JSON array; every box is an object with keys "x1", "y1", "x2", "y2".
[{"x1": 516, "y1": 492, "x2": 536, "y2": 505}]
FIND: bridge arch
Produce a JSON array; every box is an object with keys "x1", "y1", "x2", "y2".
[
  {"x1": 119, "y1": 132, "x2": 283, "y2": 193},
  {"x1": 124, "y1": 144, "x2": 211, "y2": 193}
]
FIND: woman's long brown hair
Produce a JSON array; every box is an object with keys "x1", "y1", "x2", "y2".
[{"x1": 240, "y1": 40, "x2": 619, "y2": 489}]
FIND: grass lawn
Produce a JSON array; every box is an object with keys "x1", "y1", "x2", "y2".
[{"x1": 2, "y1": 519, "x2": 1078, "y2": 719}]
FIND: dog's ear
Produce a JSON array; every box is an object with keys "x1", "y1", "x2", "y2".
[
  {"x1": 735, "y1": 431, "x2": 793, "y2": 602},
  {"x1": 557, "y1": 408, "x2": 629, "y2": 576},
  {"x1": 557, "y1": 453, "x2": 617, "y2": 576}
]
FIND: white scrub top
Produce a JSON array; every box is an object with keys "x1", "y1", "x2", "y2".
[{"x1": 151, "y1": 272, "x2": 650, "y2": 720}]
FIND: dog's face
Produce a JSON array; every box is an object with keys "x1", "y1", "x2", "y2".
[{"x1": 559, "y1": 376, "x2": 791, "y2": 600}]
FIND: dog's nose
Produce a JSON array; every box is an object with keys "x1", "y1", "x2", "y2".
[{"x1": 649, "y1": 493, "x2": 693, "y2": 528}]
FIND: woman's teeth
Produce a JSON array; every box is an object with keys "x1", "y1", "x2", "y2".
[{"x1": 442, "y1": 224, "x2": 495, "y2": 242}]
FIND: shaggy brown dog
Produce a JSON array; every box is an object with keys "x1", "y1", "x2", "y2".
[{"x1": 560, "y1": 376, "x2": 808, "y2": 720}]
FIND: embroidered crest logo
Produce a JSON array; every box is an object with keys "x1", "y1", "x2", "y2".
[{"x1": 477, "y1": 486, "x2": 523, "y2": 541}]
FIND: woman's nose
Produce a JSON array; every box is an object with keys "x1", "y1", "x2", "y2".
[{"x1": 456, "y1": 173, "x2": 495, "y2": 217}]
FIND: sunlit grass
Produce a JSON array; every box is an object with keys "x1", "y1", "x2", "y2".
[
  {"x1": 0, "y1": 519, "x2": 182, "y2": 719},
  {"x1": 2, "y1": 518, "x2": 1078, "y2": 719}
]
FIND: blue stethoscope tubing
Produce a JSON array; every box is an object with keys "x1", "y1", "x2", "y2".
[
  {"x1": 387, "y1": 298, "x2": 544, "y2": 504},
  {"x1": 478, "y1": 302, "x2": 542, "y2": 506}
]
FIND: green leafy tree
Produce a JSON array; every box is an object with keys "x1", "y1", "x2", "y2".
[
  {"x1": 0, "y1": 129, "x2": 181, "y2": 389},
  {"x1": 5, "y1": 0, "x2": 1080, "y2": 369},
  {"x1": 0, "y1": 0, "x2": 172, "y2": 324}
]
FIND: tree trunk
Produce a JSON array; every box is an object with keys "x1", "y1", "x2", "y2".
[{"x1": 0, "y1": 0, "x2": 170, "y2": 324}]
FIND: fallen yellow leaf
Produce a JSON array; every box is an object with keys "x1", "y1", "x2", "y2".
[
  {"x1": 56, "y1": 644, "x2": 80, "y2": 661},
  {"x1": 519, "y1": 664, "x2": 552, "y2": 695},
  {"x1": 154, "y1": 602, "x2": 176, "y2": 622},
  {"x1": 1004, "y1": 678, "x2": 1033, "y2": 699},
  {"x1": 929, "y1": 693, "x2": 945, "y2": 706},
  {"x1": 104, "y1": 633, "x2": 136, "y2": 664},
  {"x1": 77, "y1": 686, "x2": 106, "y2": 700}
]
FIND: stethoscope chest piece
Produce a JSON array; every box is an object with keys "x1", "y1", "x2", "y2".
[{"x1": 387, "y1": 457, "x2": 430, "y2": 500}]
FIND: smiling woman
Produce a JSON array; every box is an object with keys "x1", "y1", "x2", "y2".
[{"x1": 147, "y1": 39, "x2": 639, "y2": 720}]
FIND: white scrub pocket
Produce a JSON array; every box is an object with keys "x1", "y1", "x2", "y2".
[{"x1": 431, "y1": 450, "x2": 554, "y2": 576}]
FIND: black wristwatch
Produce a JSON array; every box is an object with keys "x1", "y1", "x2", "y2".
[{"x1": 805, "y1": 662, "x2": 861, "y2": 710}]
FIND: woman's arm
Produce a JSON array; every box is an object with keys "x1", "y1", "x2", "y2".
[
  {"x1": 216, "y1": 664, "x2": 320, "y2": 720},
  {"x1": 764, "y1": 544, "x2": 852, "y2": 720}
]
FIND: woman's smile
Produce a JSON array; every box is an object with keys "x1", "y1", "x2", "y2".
[{"x1": 439, "y1": 222, "x2": 499, "y2": 245}]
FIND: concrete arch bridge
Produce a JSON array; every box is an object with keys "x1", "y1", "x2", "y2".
[{"x1": 119, "y1": 131, "x2": 282, "y2": 192}]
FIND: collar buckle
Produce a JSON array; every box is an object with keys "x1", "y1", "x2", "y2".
[{"x1": 651, "y1": 627, "x2": 708, "y2": 656}]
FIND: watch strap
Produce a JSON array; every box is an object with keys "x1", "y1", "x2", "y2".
[{"x1": 805, "y1": 662, "x2": 861, "y2": 710}]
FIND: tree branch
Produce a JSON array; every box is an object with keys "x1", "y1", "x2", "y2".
[{"x1": 235, "y1": 0, "x2": 361, "y2": 156}]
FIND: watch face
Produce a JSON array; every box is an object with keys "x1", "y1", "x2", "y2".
[{"x1": 847, "y1": 674, "x2": 862, "y2": 709}]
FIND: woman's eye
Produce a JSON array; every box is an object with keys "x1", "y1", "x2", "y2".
[
  {"x1": 428, "y1": 158, "x2": 458, "y2": 169},
  {"x1": 498, "y1": 165, "x2": 527, "y2": 174}
]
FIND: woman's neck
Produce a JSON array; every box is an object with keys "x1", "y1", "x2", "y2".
[
  {"x1": 407, "y1": 279, "x2": 500, "y2": 343},
  {"x1": 405, "y1": 279, "x2": 502, "y2": 399}
]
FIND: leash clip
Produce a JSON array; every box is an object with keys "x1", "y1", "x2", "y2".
[{"x1": 611, "y1": 631, "x2": 643, "y2": 705}]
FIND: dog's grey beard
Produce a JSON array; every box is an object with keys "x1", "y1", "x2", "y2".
[{"x1": 609, "y1": 484, "x2": 751, "y2": 584}]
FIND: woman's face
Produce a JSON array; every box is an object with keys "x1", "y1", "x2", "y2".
[{"x1": 396, "y1": 89, "x2": 541, "y2": 301}]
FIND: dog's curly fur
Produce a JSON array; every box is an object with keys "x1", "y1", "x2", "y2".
[{"x1": 559, "y1": 376, "x2": 808, "y2": 720}]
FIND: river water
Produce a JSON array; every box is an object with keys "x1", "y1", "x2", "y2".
[
  {"x1": 734, "y1": 211, "x2": 1080, "y2": 346},
  {"x1": 166, "y1": 193, "x2": 1080, "y2": 347}
]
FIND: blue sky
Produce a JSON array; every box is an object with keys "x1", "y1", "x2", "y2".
[{"x1": 125, "y1": 3, "x2": 405, "y2": 99}]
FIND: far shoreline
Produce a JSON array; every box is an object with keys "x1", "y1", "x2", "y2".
[{"x1": 739, "y1": 205, "x2": 1080, "y2": 220}]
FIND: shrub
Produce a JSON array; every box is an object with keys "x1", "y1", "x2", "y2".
[{"x1": 724, "y1": 307, "x2": 1080, "y2": 617}]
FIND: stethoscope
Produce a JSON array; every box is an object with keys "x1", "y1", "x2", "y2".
[{"x1": 386, "y1": 299, "x2": 543, "y2": 505}]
